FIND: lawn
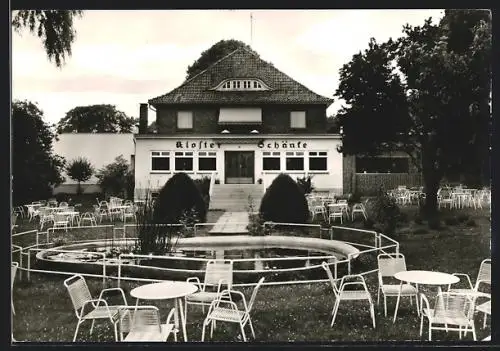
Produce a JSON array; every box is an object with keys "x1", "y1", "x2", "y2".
[{"x1": 11, "y1": 205, "x2": 491, "y2": 343}]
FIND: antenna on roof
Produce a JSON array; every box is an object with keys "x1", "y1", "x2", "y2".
[{"x1": 250, "y1": 12, "x2": 253, "y2": 47}]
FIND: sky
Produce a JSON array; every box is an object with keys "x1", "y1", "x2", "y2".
[{"x1": 12, "y1": 9, "x2": 445, "y2": 125}]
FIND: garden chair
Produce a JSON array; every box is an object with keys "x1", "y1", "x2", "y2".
[
  {"x1": 328, "y1": 205, "x2": 344, "y2": 224},
  {"x1": 79, "y1": 212, "x2": 98, "y2": 227},
  {"x1": 64, "y1": 274, "x2": 128, "y2": 342},
  {"x1": 38, "y1": 207, "x2": 54, "y2": 230},
  {"x1": 185, "y1": 260, "x2": 233, "y2": 321},
  {"x1": 475, "y1": 299, "x2": 491, "y2": 329},
  {"x1": 377, "y1": 253, "x2": 419, "y2": 317},
  {"x1": 448, "y1": 258, "x2": 491, "y2": 298},
  {"x1": 122, "y1": 205, "x2": 137, "y2": 223},
  {"x1": 310, "y1": 199, "x2": 327, "y2": 222},
  {"x1": 11, "y1": 212, "x2": 18, "y2": 231},
  {"x1": 419, "y1": 291, "x2": 476, "y2": 341},
  {"x1": 98, "y1": 202, "x2": 111, "y2": 222},
  {"x1": 53, "y1": 213, "x2": 70, "y2": 232},
  {"x1": 59, "y1": 201, "x2": 69, "y2": 208},
  {"x1": 351, "y1": 201, "x2": 368, "y2": 221},
  {"x1": 437, "y1": 188, "x2": 454, "y2": 209},
  {"x1": 321, "y1": 262, "x2": 376, "y2": 328},
  {"x1": 201, "y1": 277, "x2": 265, "y2": 342},
  {"x1": 117, "y1": 306, "x2": 176, "y2": 342},
  {"x1": 13, "y1": 205, "x2": 25, "y2": 219},
  {"x1": 12, "y1": 262, "x2": 18, "y2": 315}
]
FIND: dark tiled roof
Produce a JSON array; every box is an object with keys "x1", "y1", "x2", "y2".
[{"x1": 149, "y1": 48, "x2": 334, "y2": 106}]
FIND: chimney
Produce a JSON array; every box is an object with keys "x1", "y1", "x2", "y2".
[{"x1": 139, "y1": 103, "x2": 148, "y2": 134}]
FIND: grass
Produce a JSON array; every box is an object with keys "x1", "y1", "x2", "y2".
[{"x1": 11, "y1": 205, "x2": 491, "y2": 342}]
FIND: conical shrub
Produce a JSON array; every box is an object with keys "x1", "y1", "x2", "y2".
[
  {"x1": 259, "y1": 173, "x2": 309, "y2": 223},
  {"x1": 153, "y1": 173, "x2": 207, "y2": 224}
]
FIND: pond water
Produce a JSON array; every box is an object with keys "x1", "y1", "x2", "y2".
[{"x1": 37, "y1": 236, "x2": 358, "y2": 283}]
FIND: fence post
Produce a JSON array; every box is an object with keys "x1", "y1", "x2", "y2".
[
  {"x1": 102, "y1": 253, "x2": 107, "y2": 287},
  {"x1": 347, "y1": 254, "x2": 352, "y2": 275},
  {"x1": 117, "y1": 255, "x2": 122, "y2": 289},
  {"x1": 27, "y1": 249, "x2": 31, "y2": 282}
]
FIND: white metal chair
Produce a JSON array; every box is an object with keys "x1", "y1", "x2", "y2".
[
  {"x1": 64, "y1": 274, "x2": 128, "y2": 342},
  {"x1": 351, "y1": 202, "x2": 368, "y2": 221},
  {"x1": 475, "y1": 299, "x2": 491, "y2": 329},
  {"x1": 321, "y1": 262, "x2": 376, "y2": 328},
  {"x1": 11, "y1": 212, "x2": 18, "y2": 231},
  {"x1": 38, "y1": 207, "x2": 54, "y2": 230},
  {"x1": 328, "y1": 205, "x2": 344, "y2": 224},
  {"x1": 201, "y1": 277, "x2": 265, "y2": 342},
  {"x1": 12, "y1": 262, "x2": 19, "y2": 315},
  {"x1": 185, "y1": 260, "x2": 233, "y2": 321},
  {"x1": 448, "y1": 258, "x2": 491, "y2": 298},
  {"x1": 420, "y1": 291, "x2": 476, "y2": 341},
  {"x1": 437, "y1": 188, "x2": 455, "y2": 209},
  {"x1": 79, "y1": 212, "x2": 98, "y2": 227},
  {"x1": 53, "y1": 213, "x2": 70, "y2": 232},
  {"x1": 117, "y1": 306, "x2": 176, "y2": 342},
  {"x1": 59, "y1": 201, "x2": 69, "y2": 208},
  {"x1": 377, "y1": 253, "x2": 419, "y2": 317},
  {"x1": 122, "y1": 205, "x2": 137, "y2": 223}
]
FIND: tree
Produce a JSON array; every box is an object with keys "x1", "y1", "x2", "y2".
[
  {"x1": 57, "y1": 105, "x2": 137, "y2": 133},
  {"x1": 12, "y1": 100, "x2": 66, "y2": 205},
  {"x1": 335, "y1": 10, "x2": 491, "y2": 221},
  {"x1": 12, "y1": 10, "x2": 83, "y2": 68},
  {"x1": 335, "y1": 38, "x2": 411, "y2": 157},
  {"x1": 394, "y1": 10, "x2": 491, "y2": 219},
  {"x1": 185, "y1": 39, "x2": 259, "y2": 81},
  {"x1": 66, "y1": 157, "x2": 94, "y2": 195},
  {"x1": 96, "y1": 155, "x2": 133, "y2": 198}
]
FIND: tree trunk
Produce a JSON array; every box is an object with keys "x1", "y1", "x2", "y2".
[
  {"x1": 421, "y1": 145, "x2": 442, "y2": 223},
  {"x1": 76, "y1": 181, "x2": 82, "y2": 195}
]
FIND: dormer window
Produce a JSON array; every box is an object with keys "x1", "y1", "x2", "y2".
[{"x1": 213, "y1": 78, "x2": 270, "y2": 91}]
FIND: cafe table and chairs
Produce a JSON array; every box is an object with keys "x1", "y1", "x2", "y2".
[
  {"x1": 130, "y1": 281, "x2": 198, "y2": 342},
  {"x1": 392, "y1": 270, "x2": 459, "y2": 323}
]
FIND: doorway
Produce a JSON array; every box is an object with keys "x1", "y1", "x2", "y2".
[{"x1": 224, "y1": 151, "x2": 254, "y2": 184}]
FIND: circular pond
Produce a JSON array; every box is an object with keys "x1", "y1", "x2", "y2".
[{"x1": 36, "y1": 235, "x2": 360, "y2": 283}]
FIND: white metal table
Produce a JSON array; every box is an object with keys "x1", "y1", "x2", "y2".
[
  {"x1": 393, "y1": 270, "x2": 459, "y2": 323},
  {"x1": 130, "y1": 281, "x2": 198, "y2": 341}
]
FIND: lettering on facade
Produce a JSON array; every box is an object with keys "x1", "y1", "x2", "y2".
[
  {"x1": 175, "y1": 141, "x2": 222, "y2": 149},
  {"x1": 257, "y1": 140, "x2": 308, "y2": 149}
]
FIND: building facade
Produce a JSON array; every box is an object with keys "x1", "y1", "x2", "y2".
[{"x1": 134, "y1": 48, "x2": 342, "y2": 198}]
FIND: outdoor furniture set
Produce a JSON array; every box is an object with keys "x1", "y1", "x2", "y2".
[
  {"x1": 306, "y1": 194, "x2": 368, "y2": 223},
  {"x1": 63, "y1": 259, "x2": 266, "y2": 342},
  {"x1": 320, "y1": 254, "x2": 490, "y2": 341}
]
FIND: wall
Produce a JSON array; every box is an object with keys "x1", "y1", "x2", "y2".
[
  {"x1": 134, "y1": 135, "x2": 343, "y2": 199},
  {"x1": 343, "y1": 152, "x2": 423, "y2": 195},
  {"x1": 155, "y1": 104, "x2": 328, "y2": 134},
  {"x1": 52, "y1": 133, "x2": 135, "y2": 193}
]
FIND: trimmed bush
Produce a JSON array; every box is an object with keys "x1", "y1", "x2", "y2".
[
  {"x1": 153, "y1": 173, "x2": 207, "y2": 224},
  {"x1": 366, "y1": 187, "x2": 400, "y2": 236},
  {"x1": 259, "y1": 174, "x2": 309, "y2": 224}
]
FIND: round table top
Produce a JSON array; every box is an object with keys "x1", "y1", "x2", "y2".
[
  {"x1": 130, "y1": 281, "x2": 198, "y2": 300},
  {"x1": 395, "y1": 270, "x2": 459, "y2": 285}
]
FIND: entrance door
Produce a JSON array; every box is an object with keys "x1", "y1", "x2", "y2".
[{"x1": 225, "y1": 151, "x2": 254, "y2": 184}]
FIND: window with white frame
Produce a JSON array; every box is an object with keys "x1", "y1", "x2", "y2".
[
  {"x1": 285, "y1": 151, "x2": 304, "y2": 171},
  {"x1": 174, "y1": 151, "x2": 193, "y2": 171},
  {"x1": 198, "y1": 151, "x2": 217, "y2": 171},
  {"x1": 308, "y1": 151, "x2": 327, "y2": 171},
  {"x1": 215, "y1": 78, "x2": 269, "y2": 91},
  {"x1": 151, "y1": 151, "x2": 170, "y2": 171},
  {"x1": 177, "y1": 111, "x2": 193, "y2": 129},
  {"x1": 262, "y1": 151, "x2": 281, "y2": 171},
  {"x1": 290, "y1": 111, "x2": 306, "y2": 129}
]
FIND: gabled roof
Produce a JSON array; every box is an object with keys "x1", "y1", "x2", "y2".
[{"x1": 149, "y1": 47, "x2": 334, "y2": 106}]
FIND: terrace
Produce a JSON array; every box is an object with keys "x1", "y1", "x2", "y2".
[{"x1": 11, "y1": 192, "x2": 491, "y2": 343}]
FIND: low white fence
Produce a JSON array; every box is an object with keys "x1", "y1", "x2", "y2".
[{"x1": 11, "y1": 221, "x2": 399, "y2": 289}]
